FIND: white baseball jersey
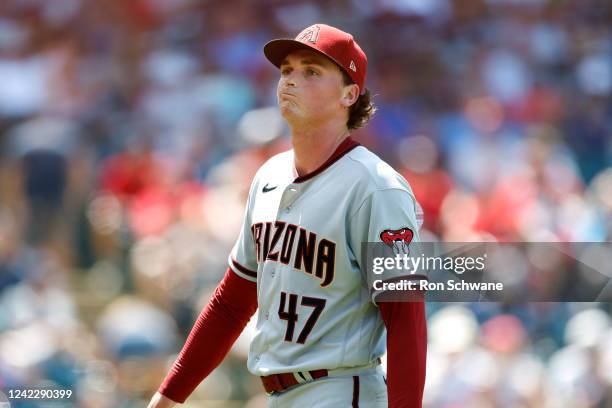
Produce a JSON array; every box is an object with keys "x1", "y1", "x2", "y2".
[{"x1": 228, "y1": 138, "x2": 421, "y2": 376}]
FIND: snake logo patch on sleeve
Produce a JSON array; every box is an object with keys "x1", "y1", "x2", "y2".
[{"x1": 379, "y1": 227, "x2": 414, "y2": 254}]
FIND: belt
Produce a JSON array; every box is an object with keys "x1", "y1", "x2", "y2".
[
  {"x1": 261, "y1": 369, "x2": 328, "y2": 394},
  {"x1": 260, "y1": 358, "x2": 382, "y2": 394}
]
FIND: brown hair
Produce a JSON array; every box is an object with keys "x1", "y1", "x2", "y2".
[{"x1": 342, "y1": 71, "x2": 377, "y2": 130}]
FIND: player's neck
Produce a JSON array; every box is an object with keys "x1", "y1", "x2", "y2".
[{"x1": 291, "y1": 122, "x2": 349, "y2": 177}]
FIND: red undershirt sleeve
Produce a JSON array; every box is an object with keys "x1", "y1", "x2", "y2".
[
  {"x1": 158, "y1": 267, "x2": 258, "y2": 403},
  {"x1": 379, "y1": 298, "x2": 427, "y2": 408}
]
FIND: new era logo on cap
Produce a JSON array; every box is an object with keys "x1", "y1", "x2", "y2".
[{"x1": 263, "y1": 23, "x2": 368, "y2": 94}]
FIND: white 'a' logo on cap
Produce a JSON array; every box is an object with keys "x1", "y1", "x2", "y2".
[
  {"x1": 297, "y1": 25, "x2": 320, "y2": 43},
  {"x1": 349, "y1": 60, "x2": 357, "y2": 72}
]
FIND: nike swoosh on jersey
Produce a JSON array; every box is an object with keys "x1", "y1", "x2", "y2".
[{"x1": 262, "y1": 183, "x2": 278, "y2": 193}]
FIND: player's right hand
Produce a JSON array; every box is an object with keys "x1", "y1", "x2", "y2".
[{"x1": 147, "y1": 392, "x2": 177, "y2": 408}]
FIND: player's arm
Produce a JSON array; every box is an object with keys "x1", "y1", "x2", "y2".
[
  {"x1": 373, "y1": 189, "x2": 426, "y2": 408},
  {"x1": 149, "y1": 172, "x2": 260, "y2": 406},
  {"x1": 378, "y1": 295, "x2": 427, "y2": 408},
  {"x1": 148, "y1": 268, "x2": 257, "y2": 406},
  {"x1": 348, "y1": 186, "x2": 427, "y2": 408}
]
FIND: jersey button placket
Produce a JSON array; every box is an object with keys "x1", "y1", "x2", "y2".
[{"x1": 281, "y1": 186, "x2": 299, "y2": 214}]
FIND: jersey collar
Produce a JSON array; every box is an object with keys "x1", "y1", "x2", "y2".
[{"x1": 293, "y1": 136, "x2": 361, "y2": 184}]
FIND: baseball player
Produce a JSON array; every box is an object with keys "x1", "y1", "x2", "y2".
[{"x1": 148, "y1": 24, "x2": 427, "y2": 408}]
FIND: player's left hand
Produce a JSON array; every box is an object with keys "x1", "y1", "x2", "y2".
[{"x1": 147, "y1": 392, "x2": 177, "y2": 408}]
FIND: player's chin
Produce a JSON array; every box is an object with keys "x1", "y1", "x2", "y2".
[
  {"x1": 279, "y1": 97, "x2": 296, "y2": 107},
  {"x1": 278, "y1": 102, "x2": 299, "y2": 117}
]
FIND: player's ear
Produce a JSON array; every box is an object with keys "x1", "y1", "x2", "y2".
[{"x1": 340, "y1": 83, "x2": 359, "y2": 108}]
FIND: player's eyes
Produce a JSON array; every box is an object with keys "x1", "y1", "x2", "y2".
[{"x1": 280, "y1": 66, "x2": 318, "y2": 77}]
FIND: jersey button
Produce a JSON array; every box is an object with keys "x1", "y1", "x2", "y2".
[
  {"x1": 271, "y1": 271, "x2": 275, "y2": 277},
  {"x1": 265, "y1": 312, "x2": 269, "y2": 320},
  {"x1": 285, "y1": 206, "x2": 291, "y2": 213}
]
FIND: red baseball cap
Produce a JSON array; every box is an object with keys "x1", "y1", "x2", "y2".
[{"x1": 263, "y1": 24, "x2": 368, "y2": 94}]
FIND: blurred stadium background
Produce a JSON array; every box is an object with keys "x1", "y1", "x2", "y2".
[{"x1": 0, "y1": 0, "x2": 611, "y2": 407}]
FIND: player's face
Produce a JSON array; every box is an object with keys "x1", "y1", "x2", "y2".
[{"x1": 277, "y1": 49, "x2": 357, "y2": 124}]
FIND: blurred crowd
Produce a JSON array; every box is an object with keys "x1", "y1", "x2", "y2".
[{"x1": 0, "y1": 0, "x2": 611, "y2": 407}]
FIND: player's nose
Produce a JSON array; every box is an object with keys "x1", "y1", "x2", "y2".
[
  {"x1": 280, "y1": 78, "x2": 296, "y2": 90},
  {"x1": 279, "y1": 71, "x2": 298, "y2": 88}
]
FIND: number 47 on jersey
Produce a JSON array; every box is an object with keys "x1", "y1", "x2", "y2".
[{"x1": 278, "y1": 292, "x2": 326, "y2": 344}]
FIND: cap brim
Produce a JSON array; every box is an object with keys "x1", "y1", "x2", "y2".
[{"x1": 264, "y1": 39, "x2": 298, "y2": 67}]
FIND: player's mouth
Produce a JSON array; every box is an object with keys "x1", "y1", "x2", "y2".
[{"x1": 279, "y1": 90, "x2": 297, "y2": 98}]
